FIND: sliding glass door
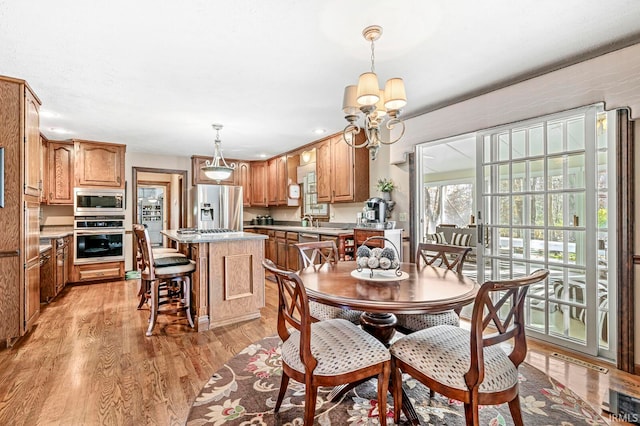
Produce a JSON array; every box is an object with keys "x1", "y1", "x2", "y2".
[{"x1": 475, "y1": 105, "x2": 616, "y2": 358}]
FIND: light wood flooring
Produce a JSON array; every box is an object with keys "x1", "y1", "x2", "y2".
[{"x1": 0, "y1": 278, "x2": 638, "y2": 425}]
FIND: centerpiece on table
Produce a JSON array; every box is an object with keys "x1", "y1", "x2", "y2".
[{"x1": 353, "y1": 236, "x2": 407, "y2": 281}]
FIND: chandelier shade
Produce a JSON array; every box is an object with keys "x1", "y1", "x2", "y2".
[
  {"x1": 341, "y1": 25, "x2": 407, "y2": 160},
  {"x1": 201, "y1": 124, "x2": 236, "y2": 183}
]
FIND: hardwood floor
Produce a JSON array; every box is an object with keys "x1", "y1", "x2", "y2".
[{"x1": 0, "y1": 278, "x2": 638, "y2": 425}]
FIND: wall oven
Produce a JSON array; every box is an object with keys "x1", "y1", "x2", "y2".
[
  {"x1": 74, "y1": 217, "x2": 125, "y2": 264},
  {"x1": 74, "y1": 188, "x2": 125, "y2": 216}
]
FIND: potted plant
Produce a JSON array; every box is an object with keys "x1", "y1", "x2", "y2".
[{"x1": 377, "y1": 178, "x2": 395, "y2": 201}]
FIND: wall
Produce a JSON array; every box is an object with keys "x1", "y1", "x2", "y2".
[{"x1": 380, "y1": 43, "x2": 640, "y2": 364}]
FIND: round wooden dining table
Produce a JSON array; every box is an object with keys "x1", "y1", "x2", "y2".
[{"x1": 299, "y1": 261, "x2": 480, "y2": 345}]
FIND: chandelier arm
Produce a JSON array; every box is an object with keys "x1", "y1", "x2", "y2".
[
  {"x1": 342, "y1": 124, "x2": 369, "y2": 148},
  {"x1": 378, "y1": 118, "x2": 406, "y2": 145}
]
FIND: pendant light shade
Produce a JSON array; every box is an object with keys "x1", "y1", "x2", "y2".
[
  {"x1": 383, "y1": 78, "x2": 407, "y2": 110},
  {"x1": 356, "y1": 72, "x2": 380, "y2": 106}
]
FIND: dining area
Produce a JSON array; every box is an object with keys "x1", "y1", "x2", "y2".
[{"x1": 261, "y1": 240, "x2": 550, "y2": 425}]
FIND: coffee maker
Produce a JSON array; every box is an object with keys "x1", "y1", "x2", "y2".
[{"x1": 363, "y1": 197, "x2": 387, "y2": 227}]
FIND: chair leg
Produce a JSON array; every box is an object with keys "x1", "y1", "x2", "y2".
[
  {"x1": 274, "y1": 372, "x2": 290, "y2": 413},
  {"x1": 463, "y1": 399, "x2": 480, "y2": 426},
  {"x1": 377, "y1": 361, "x2": 389, "y2": 426},
  {"x1": 146, "y1": 280, "x2": 159, "y2": 337},
  {"x1": 184, "y1": 276, "x2": 194, "y2": 328},
  {"x1": 137, "y1": 279, "x2": 149, "y2": 309},
  {"x1": 392, "y1": 361, "x2": 402, "y2": 424},
  {"x1": 303, "y1": 382, "x2": 318, "y2": 426},
  {"x1": 508, "y1": 394, "x2": 524, "y2": 426}
]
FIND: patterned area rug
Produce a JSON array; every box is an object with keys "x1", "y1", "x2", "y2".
[{"x1": 187, "y1": 335, "x2": 607, "y2": 425}]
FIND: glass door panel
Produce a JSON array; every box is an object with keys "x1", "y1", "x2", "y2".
[{"x1": 476, "y1": 105, "x2": 616, "y2": 359}]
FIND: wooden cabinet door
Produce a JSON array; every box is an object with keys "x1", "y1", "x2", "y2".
[
  {"x1": 236, "y1": 161, "x2": 251, "y2": 206},
  {"x1": 316, "y1": 139, "x2": 331, "y2": 203},
  {"x1": 265, "y1": 231, "x2": 276, "y2": 263},
  {"x1": 275, "y1": 231, "x2": 287, "y2": 269},
  {"x1": 23, "y1": 89, "x2": 41, "y2": 198},
  {"x1": 250, "y1": 161, "x2": 267, "y2": 206},
  {"x1": 74, "y1": 140, "x2": 125, "y2": 188},
  {"x1": 286, "y1": 232, "x2": 299, "y2": 271},
  {"x1": 331, "y1": 135, "x2": 355, "y2": 202},
  {"x1": 277, "y1": 155, "x2": 288, "y2": 205},
  {"x1": 47, "y1": 142, "x2": 75, "y2": 204},
  {"x1": 23, "y1": 199, "x2": 40, "y2": 333},
  {"x1": 191, "y1": 155, "x2": 236, "y2": 186},
  {"x1": 40, "y1": 135, "x2": 48, "y2": 203},
  {"x1": 267, "y1": 158, "x2": 278, "y2": 205}
]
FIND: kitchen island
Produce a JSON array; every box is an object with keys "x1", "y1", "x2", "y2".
[{"x1": 162, "y1": 230, "x2": 268, "y2": 331}]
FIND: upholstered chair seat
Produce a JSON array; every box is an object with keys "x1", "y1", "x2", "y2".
[
  {"x1": 308, "y1": 302, "x2": 363, "y2": 324},
  {"x1": 396, "y1": 310, "x2": 460, "y2": 331},
  {"x1": 281, "y1": 318, "x2": 390, "y2": 376},
  {"x1": 391, "y1": 325, "x2": 518, "y2": 393}
]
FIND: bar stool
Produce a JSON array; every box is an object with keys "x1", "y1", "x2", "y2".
[{"x1": 133, "y1": 224, "x2": 196, "y2": 336}]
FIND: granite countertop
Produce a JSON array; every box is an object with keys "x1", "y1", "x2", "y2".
[
  {"x1": 40, "y1": 227, "x2": 74, "y2": 239},
  {"x1": 39, "y1": 244, "x2": 52, "y2": 254},
  {"x1": 245, "y1": 225, "x2": 354, "y2": 236},
  {"x1": 162, "y1": 230, "x2": 268, "y2": 243}
]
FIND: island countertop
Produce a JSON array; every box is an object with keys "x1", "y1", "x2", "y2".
[{"x1": 161, "y1": 229, "x2": 268, "y2": 243}]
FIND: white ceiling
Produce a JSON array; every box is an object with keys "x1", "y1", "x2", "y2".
[{"x1": 2, "y1": 1, "x2": 640, "y2": 160}]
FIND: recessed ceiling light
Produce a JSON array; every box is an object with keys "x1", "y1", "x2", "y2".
[
  {"x1": 49, "y1": 127, "x2": 71, "y2": 134},
  {"x1": 313, "y1": 128, "x2": 326, "y2": 135}
]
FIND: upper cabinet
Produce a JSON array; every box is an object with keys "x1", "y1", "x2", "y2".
[
  {"x1": 236, "y1": 161, "x2": 251, "y2": 206},
  {"x1": 23, "y1": 89, "x2": 41, "y2": 198},
  {"x1": 46, "y1": 141, "x2": 75, "y2": 204},
  {"x1": 191, "y1": 155, "x2": 236, "y2": 186},
  {"x1": 266, "y1": 155, "x2": 289, "y2": 206},
  {"x1": 316, "y1": 133, "x2": 369, "y2": 203},
  {"x1": 250, "y1": 161, "x2": 268, "y2": 206},
  {"x1": 74, "y1": 140, "x2": 126, "y2": 188}
]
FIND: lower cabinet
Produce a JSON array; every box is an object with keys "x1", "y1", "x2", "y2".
[
  {"x1": 274, "y1": 231, "x2": 287, "y2": 270},
  {"x1": 286, "y1": 232, "x2": 299, "y2": 271},
  {"x1": 39, "y1": 248, "x2": 55, "y2": 303},
  {"x1": 72, "y1": 261, "x2": 124, "y2": 283}
]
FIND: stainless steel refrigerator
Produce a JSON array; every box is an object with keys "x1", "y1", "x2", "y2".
[{"x1": 190, "y1": 185, "x2": 243, "y2": 230}]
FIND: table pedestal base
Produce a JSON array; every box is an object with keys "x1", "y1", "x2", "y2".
[{"x1": 360, "y1": 312, "x2": 397, "y2": 346}]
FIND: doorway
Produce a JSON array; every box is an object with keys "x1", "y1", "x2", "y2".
[
  {"x1": 132, "y1": 167, "x2": 188, "y2": 265},
  {"x1": 416, "y1": 105, "x2": 618, "y2": 361}
]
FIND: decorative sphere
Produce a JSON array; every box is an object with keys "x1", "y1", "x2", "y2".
[
  {"x1": 357, "y1": 256, "x2": 370, "y2": 268},
  {"x1": 391, "y1": 260, "x2": 399, "y2": 269},
  {"x1": 356, "y1": 246, "x2": 372, "y2": 258},
  {"x1": 371, "y1": 247, "x2": 384, "y2": 258},
  {"x1": 379, "y1": 257, "x2": 392, "y2": 269},
  {"x1": 367, "y1": 257, "x2": 380, "y2": 269},
  {"x1": 380, "y1": 247, "x2": 396, "y2": 261}
]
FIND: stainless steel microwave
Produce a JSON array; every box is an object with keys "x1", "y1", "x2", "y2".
[{"x1": 74, "y1": 188, "x2": 125, "y2": 216}]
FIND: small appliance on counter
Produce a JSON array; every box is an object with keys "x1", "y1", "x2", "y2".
[{"x1": 361, "y1": 197, "x2": 394, "y2": 229}]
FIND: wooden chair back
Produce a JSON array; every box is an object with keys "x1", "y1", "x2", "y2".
[
  {"x1": 416, "y1": 242, "x2": 471, "y2": 273},
  {"x1": 295, "y1": 240, "x2": 339, "y2": 270},
  {"x1": 467, "y1": 269, "x2": 549, "y2": 386},
  {"x1": 133, "y1": 224, "x2": 156, "y2": 280},
  {"x1": 262, "y1": 259, "x2": 316, "y2": 371}
]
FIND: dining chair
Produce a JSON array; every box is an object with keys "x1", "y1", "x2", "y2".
[
  {"x1": 395, "y1": 242, "x2": 472, "y2": 334},
  {"x1": 390, "y1": 269, "x2": 549, "y2": 426},
  {"x1": 133, "y1": 224, "x2": 196, "y2": 336},
  {"x1": 262, "y1": 259, "x2": 391, "y2": 425},
  {"x1": 295, "y1": 240, "x2": 363, "y2": 324}
]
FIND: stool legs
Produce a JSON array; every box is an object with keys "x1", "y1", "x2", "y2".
[{"x1": 145, "y1": 276, "x2": 194, "y2": 336}]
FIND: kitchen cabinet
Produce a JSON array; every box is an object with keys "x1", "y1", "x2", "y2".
[
  {"x1": 72, "y1": 261, "x2": 124, "y2": 283},
  {"x1": 39, "y1": 247, "x2": 55, "y2": 303},
  {"x1": 0, "y1": 75, "x2": 41, "y2": 344},
  {"x1": 24, "y1": 90, "x2": 41, "y2": 198},
  {"x1": 74, "y1": 140, "x2": 126, "y2": 188},
  {"x1": 40, "y1": 135, "x2": 48, "y2": 203},
  {"x1": 267, "y1": 157, "x2": 278, "y2": 205},
  {"x1": 54, "y1": 237, "x2": 70, "y2": 295},
  {"x1": 46, "y1": 141, "x2": 75, "y2": 204},
  {"x1": 354, "y1": 228, "x2": 403, "y2": 262},
  {"x1": 316, "y1": 133, "x2": 369, "y2": 203},
  {"x1": 286, "y1": 232, "x2": 299, "y2": 271},
  {"x1": 265, "y1": 230, "x2": 276, "y2": 264},
  {"x1": 276, "y1": 155, "x2": 288, "y2": 205},
  {"x1": 250, "y1": 161, "x2": 268, "y2": 206},
  {"x1": 236, "y1": 161, "x2": 251, "y2": 206},
  {"x1": 24, "y1": 199, "x2": 41, "y2": 333},
  {"x1": 191, "y1": 155, "x2": 237, "y2": 186},
  {"x1": 274, "y1": 230, "x2": 287, "y2": 270}
]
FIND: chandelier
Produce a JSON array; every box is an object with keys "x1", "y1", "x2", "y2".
[
  {"x1": 201, "y1": 124, "x2": 236, "y2": 182},
  {"x1": 341, "y1": 25, "x2": 407, "y2": 160}
]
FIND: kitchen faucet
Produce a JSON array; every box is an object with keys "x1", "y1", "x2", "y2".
[{"x1": 302, "y1": 215, "x2": 315, "y2": 228}]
